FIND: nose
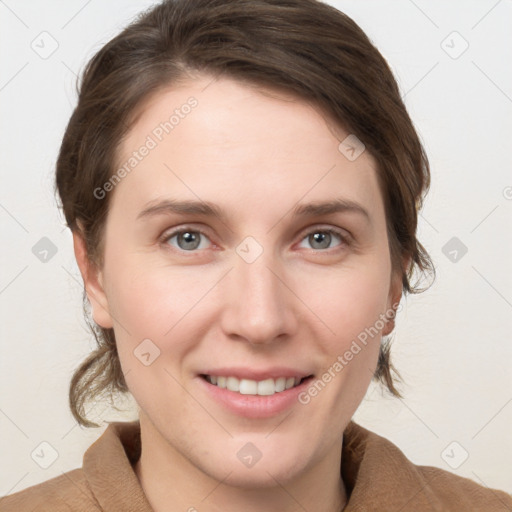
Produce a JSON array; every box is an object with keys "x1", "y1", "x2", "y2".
[{"x1": 219, "y1": 248, "x2": 298, "y2": 346}]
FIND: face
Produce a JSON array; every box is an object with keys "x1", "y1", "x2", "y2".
[{"x1": 76, "y1": 75, "x2": 401, "y2": 488}]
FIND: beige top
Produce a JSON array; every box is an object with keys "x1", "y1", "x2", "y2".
[{"x1": 1, "y1": 420, "x2": 511, "y2": 511}]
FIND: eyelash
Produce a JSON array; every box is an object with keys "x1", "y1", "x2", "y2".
[{"x1": 159, "y1": 225, "x2": 351, "y2": 254}]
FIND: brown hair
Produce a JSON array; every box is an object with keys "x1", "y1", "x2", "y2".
[{"x1": 56, "y1": 0, "x2": 434, "y2": 427}]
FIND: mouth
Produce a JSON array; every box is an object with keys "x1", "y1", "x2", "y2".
[
  {"x1": 198, "y1": 370, "x2": 316, "y2": 418},
  {"x1": 200, "y1": 374, "x2": 313, "y2": 396}
]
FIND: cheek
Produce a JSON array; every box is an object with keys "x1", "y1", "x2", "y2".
[
  {"x1": 305, "y1": 261, "x2": 391, "y2": 350},
  {"x1": 105, "y1": 262, "x2": 206, "y2": 410},
  {"x1": 300, "y1": 265, "x2": 389, "y2": 414},
  {"x1": 102, "y1": 257, "x2": 221, "y2": 354}
]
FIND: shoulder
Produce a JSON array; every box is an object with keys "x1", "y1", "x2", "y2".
[
  {"x1": 415, "y1": 463, "x2": 512, "y2": 511},
  {"x1": 0, "y1": 421, "x2": 146, "y2": 512},
  {"x1": 0, "y1": 468, "x2": 99, "y2": 512},
  {"x1": 343, "y1": 421, "x2": 512, "y2": 511}
]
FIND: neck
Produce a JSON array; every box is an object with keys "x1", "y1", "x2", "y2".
[{"x1": 134, "y1": 415, "x2": 348, "y2": 512}]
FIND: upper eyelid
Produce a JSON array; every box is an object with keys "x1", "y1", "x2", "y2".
[
  {"x1": 161, "y1": 225, "x2": 212, "y2": 242},
  {"x1": 306, "y1": 225, "x2": 348, "y2": 237},
  {"x1": 295, "y1": 224, "x2": 352, "y2": 245}
]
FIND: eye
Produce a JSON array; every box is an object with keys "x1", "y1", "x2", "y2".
[
  {"x1": 298, "y1": 229, "x2": 347, "y2": 251},
  {"x1": 163, "y1": 229, "x2": 212, "y2": 251}
]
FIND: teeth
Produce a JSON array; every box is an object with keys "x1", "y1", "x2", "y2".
[
  {"x1": 240, "y1": 379, "x2": 258, "y2": 395},
  {"x1": 275, "y1": 377, "x2": 286, "y2": 392},
  {"x1": 257, "y1": 378, "x2": 275, "y2": 396},
  {"x1": 206, "y1": 375, "x2": 304, "y2": 395},
  {"x1": 226, "y1": 376, "x2": 240, "y2": 392},
  {"x1": 286, "y1": 377, "x2": 296, "y2": 390}
]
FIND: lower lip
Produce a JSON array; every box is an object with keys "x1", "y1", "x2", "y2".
[{"x1": 197, "y1": 376, "x2": 314, "y2": 419}]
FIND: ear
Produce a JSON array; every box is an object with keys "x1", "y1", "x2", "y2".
[
  {"x1": 382, "y1": 258, "x2": 408, "y2": 336},
  {"x1": 72, "y1": 228, "x2": 114, "y2": 329}
]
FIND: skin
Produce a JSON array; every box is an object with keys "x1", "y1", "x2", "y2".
[{"x1": 74, "y1": 75, "x2": 402, "y2": 512}]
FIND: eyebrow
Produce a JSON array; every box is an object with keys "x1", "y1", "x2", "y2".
[
  {"x1": 137, "y1": 199, "x2": 226, "y2": 221},
  {"x1": 292, "y1": 199, "x2": 369, "y2": 220},
  {"x1": 136, "y1": 198, "x2": 370, "y2": 222}
]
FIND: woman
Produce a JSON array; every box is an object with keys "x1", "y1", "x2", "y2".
[{"x1": 2, "y1": 0, "x2": 511, "y2": 510}]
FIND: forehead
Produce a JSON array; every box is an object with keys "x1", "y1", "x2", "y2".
[{"x1": 112, "y1": 75, "x2": 383, "y2": 219}]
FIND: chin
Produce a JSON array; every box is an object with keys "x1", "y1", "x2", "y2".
[
  {"x1": 196, "y1": 439, "x2": 310, "y2": 489},
  {"x1": 213, "y1": 459, "x2": 305, "y2": 490}
]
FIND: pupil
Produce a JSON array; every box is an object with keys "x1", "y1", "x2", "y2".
[
  {"x1": 311, "y1": 232, "x2": 330, "y2": 249},
  {"x1": 179, "y1": 232, "x2": 200, "y2": 250}
]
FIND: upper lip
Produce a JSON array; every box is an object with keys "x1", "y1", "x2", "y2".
[{"x1": 199, "y1": 367, "x2": 313, "y2": 381}]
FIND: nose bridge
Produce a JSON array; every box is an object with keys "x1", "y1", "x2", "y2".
[{"x1": 221, "y1": 242, "x2": 295, "y2": 344}]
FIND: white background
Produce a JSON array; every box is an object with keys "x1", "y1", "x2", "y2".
[{"x1": 1, "y1": 0, "x2": 511, "y2": 497}]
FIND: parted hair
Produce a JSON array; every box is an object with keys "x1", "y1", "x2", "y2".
[{"x1": 55, "y1": 0, "x2": 434, "y2": 427}]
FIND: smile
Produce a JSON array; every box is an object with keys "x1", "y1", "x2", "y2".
[{"x1": 202, "y1": 375, "x2": 307, "y2": 396}]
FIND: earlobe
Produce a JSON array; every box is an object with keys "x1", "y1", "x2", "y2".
[{"x1": 72, "y1": 229, "x2": 114, "y2": 329}]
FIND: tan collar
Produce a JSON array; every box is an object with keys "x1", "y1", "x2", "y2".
[{"x1": 82, "y1": 420, "x2": 511, "y2": 511}]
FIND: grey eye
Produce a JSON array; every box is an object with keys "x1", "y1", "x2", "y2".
[
  {"x1": 299, "y1": 230, "x2": 343, "y2": 250},
  {"x1": 166, "y1": 230, "x2": 210, "y2": 251},
  {"x1": 308, "y1": 232, "x2": 332, "y2": 249}
]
